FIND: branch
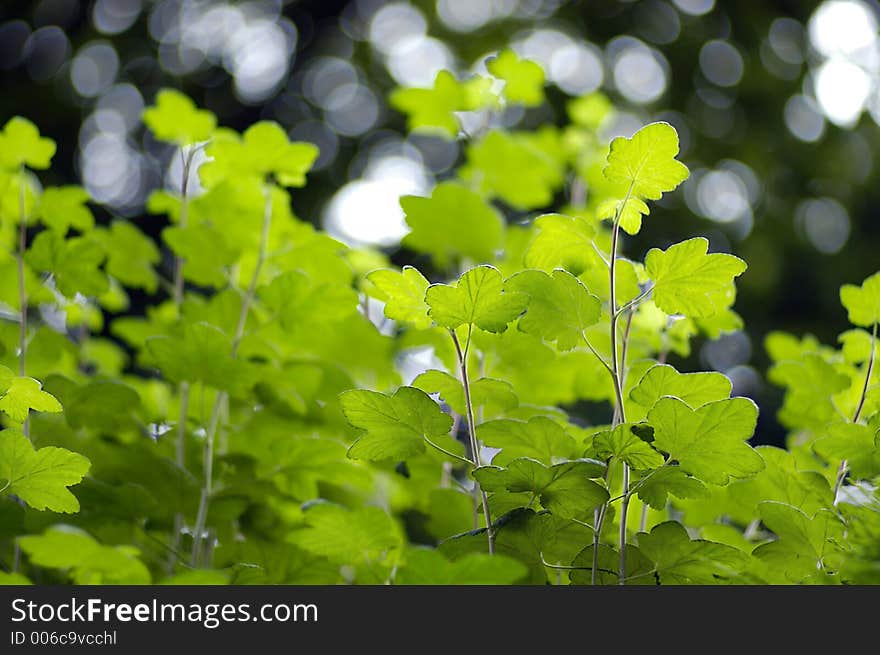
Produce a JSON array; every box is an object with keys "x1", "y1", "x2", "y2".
[
  {"x1": 450, "y1": 328, "x2": 495, "y2": 555},
  {"x1": 834, "y1": 321, "x2": 877, "y2": 501},
  {"x1": 190, "y1": 184, "x2": 273, "y2": 567}
]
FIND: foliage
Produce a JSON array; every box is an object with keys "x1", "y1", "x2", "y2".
[{"x1": 1, "y1": 61, "x2": 879, "y2": 587}]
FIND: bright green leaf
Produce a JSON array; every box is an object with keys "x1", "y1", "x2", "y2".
[
  {"x1": 365, "y1": 266, "x2": 431, "y2": 329},
  {"x1": 487, "y1": 49, "x2": 545, "y2": 107},
  {"x1": 18, "y1": 526, "x2": 149, "y2": 583},
  {"x1": 389, "y1": 70, "x2": 490, "y2": 138},
  {"x1": 636, "y1": 466, "x2": 709, "y2": 510},
  {"x1": 478, "y1": 416, "x2": 579, "y2": 465},
  {"x1": 648, "y1": 396, "x2": 764, "y2": 485},
  {"x1": 413, "y1": 369, "x2": 517, "y2": 416},
  {"x1": 26, "y1": 231, "x2": 108, "y2": 298},
  {"x1": 840, "y1": 271, "x2": 880, "y2": 327},
  {"x1": 646, "y1": 237, "x2": 747, "y2": 318},
  {"x1": 199, "y1": 122, "x2": 318, "y2": 187},
  {"x1": 143, "y1": 88, "x2": 216, "y2": 146},
  {"x1": 38, "y1": 186, "x2": 93, "y2": 234},
  {"x1": 0, "y1": 429, "x2": 90, "y2": 513},
  {"x1": 401, "y1": 182, "x2": 504, "y2": 268},
  {"x1": 0, "y1": 116, "x2": 56, "y2": 170},
  {"x1": 426, "y1": 265, "x2": 527, "y2": 333},
  {"x1": 473, "y1": 457, "x2": 607, "y2": 519},
  {"x1": 464, "y1": 130, "x2": 565, "y2": 210},
  {"x1": 96, "y1": 222, "x2": 160, "y2": 293},
  {"x1": 341, "y1": 386, "x2": 453, "y2": 462},
  {"x1": 523, "y1": 213, "x2": 597, "y2": 275},
  {"x1": 596, "y1": 196, "x2": 650, "y2": 235},
  {"x1": 592, "y1": 423, "x2": 665, "y2": 469},
  {"x1": 0, "y1": 375, "x2": 62, "y2": 422},
  {"x1": 507, "y1": 269, "x2": 601, "y2": 350},
  {"x1": 289, "y1": 503, "x2": 400, "y2": 564},
  {"x1": 603, "y1": 122, "x2": 689, "y2": 201},
  {"x1": 630, "y1": 363, "x2": 732, "y2": 411}
]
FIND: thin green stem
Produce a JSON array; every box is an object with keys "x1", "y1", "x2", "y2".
[
  {"x1": 834, "y1": 321, "x2": 877, "y2": 501},
  {"x1": 17, "y1": 165, "x2": 29, "y2": 438},
  {"x1": 424, "y1": 436, "x2": 474, "y2": 467},
  {"x1": 608, "y1": 183, "x2": 634, "y2": 583},
  {"x1": 190, "y1": 185, "x2": 273, "y2": 567},
  {"x1": 581, "y1": 332, "x2": 613, "y2": 378},
  {"x1": 167, "y1": 146, "x2": 197, "y2": 574},
  {"x1": 451, "y1": 329, "x2": 494, "y2": 555},
  {"x1": 615, "y1": 285, "x2": 652, "y2": 319}
]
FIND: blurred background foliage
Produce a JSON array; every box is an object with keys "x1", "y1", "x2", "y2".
[{"x1": 2, "y1": 0, "x2": 880, "y2": 444}]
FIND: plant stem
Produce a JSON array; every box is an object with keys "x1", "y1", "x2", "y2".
[
  {"x1": 834, "y1": 321, "x2": 877, "y2": 501},
  {"x1": 424, "y1": 436, "x2": 474, "y2": 467},
  {"x1": 17, "y1": 166, "x2": 29, "y2": 438},
  {"x1": 190, "y1": 185, "x2": 273, "y2": 567},
  {"x1": 608, "y1": 184, "x2": 633, "y2": 584},
  {"x1": 451, "y1": 328, "x2": 495, "y2": 555},
  {"x1": 167, "y1": 147, "x2": 196, "y2": 574}
]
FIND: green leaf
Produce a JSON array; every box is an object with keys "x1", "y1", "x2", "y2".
[
  {"x1": 142, "y1": 88, "x2": 216, "y2": 146},
  {"x1": 813, "y1": 422, "x2": 880, "y2": 479},
  {"x1": 637, "y1": 521, "x2": 748, "y2": 584},
  {"x1": 261, "y1": 270, "x2": 359, "y2": 333},
  {"x1": 25, "y1": 231, "x2": 108, "y2": 298},
  {"x1": 38, "y1": 186, "x2": 93, "y2": 234},
  {"x1": 288, "y1": 503, "x2": 400, "y2": 565},
  {"x1": 412, "y1": 369, "x2": 517, "y2": 416},
  {"x1": 0, "y1": 374, "x2": 62, "y2": 422},
  {"x1": 426, "y1": 265, "x2": 527, "y2": 333},
  {"x1": 463, "y1": 130, "x2": 565, "y2": 210},
  {"x1": 507, "y1": 269, "x2": 601, "y2": 350},
  {"x1": 603, "y1": 121, "x2": 689, "y2": 201},
  {"x1": 0, "y1": 429, "x2": 90, "y2": 512},
  {"x1": 570, "y1": 544, "x2": 655, "y2": 585},
  {"x1": 401, "y1": 182, "x2": 504, "y2": 267},
  {"x1": 95, "y1": 222, "x2": 160, "y2": 293},
  {"x1": 440, "y1": 508, "x2": 592, "y2": 583},
  {"x1": 592, "y1": 423, "x2": 665, "y2": 469},
  {"x1": 366, "y1": 266, "x2": 431, "y2": 329},
  {"x1": 473, "y1": 457, "x2": 607, "y2": 519},
  {"x1": 389, "y1": 70, "x2": 489, "y2": 138},
  {"x1": 341, "y1": 386, "x2": 453, "y2": 462},
  {"x1": 396, "y1": 548, "x2": 526, "y2": 584},
  {"x1": 646, "y1": 238, "x2": 747, "y2": 318},
  {"x1": 50, "y1": 378, "x2": 142, "y2": 436},
  {"x1": 752, "y1": 501, "x2": 844, "y2": 583},
  {"x1": 726, "y1": 446, "x2": 833, "y2": 522},
  {"x1": 199, "y1": 122, "x2": 319, "y2": 187},
  {"x1": 488, "y1": 50, "x2": 545, "y2": 106},
  {"x1": 630, "y1": 363, "x2": 732, "y2": 411},
  {"x1": 478, "y1": 416, "x2": 579, "y2": 465},
  {"x1": 647, "y1": 396, "x2": 764, "y2": 485},
  {"x1": 567, "y1": 92, "x2": 613, "y2": 130},
  {"x1": 162, "y1": 223, "x2": 239, "y2": 288},
  {"x1": 18, "y1": 527, "x2": 150, "y2": 584},
  {"x1": 768, "y1": 354, "x2": 851, "y2": 430},
  {"x1": 146, "y1": 322, "x2": 257, "y2": 395},
  {"x1": 596, "y1": 196, "x2": 650, "y2": 236},
  {"x1": 636, "y1": 466, "x2": 709, "y2": 510},
  {"x1": 840, "y1": 271, "x2": 880, "y2": 327},
  {"x1": 523, "y1": 213, "x2": 597, "y2": 275},
  {"x1": 0, "y1": 116, "x2": 56, "y2": 170}
]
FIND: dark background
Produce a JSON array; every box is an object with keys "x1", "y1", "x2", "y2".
[{"x1": 3, "y1": 0, "x2": 880, "y2": 445}]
